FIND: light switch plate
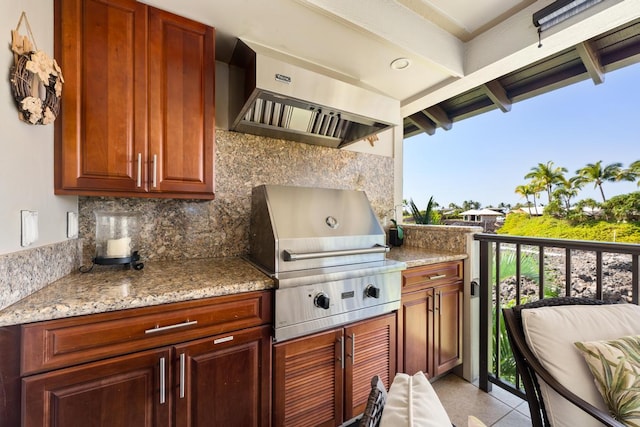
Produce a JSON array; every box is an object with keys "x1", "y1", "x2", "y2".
[
  {"x1": 67, "y1": 212, "x2": 78, "y2": 238},
  {"x1": 21, "y1": 210, "x2": 39, "y2": 247}
]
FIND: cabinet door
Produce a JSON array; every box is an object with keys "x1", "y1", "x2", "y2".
[
  {"x1": 344, "y1": 313, "x2": 396, "y2": 420},
  {"x1": 434, "y1": 282, "x2": 463, "y2": 376},
  {"x1": 148, "y1": 7, "x2": 215, "y2": 197},
  {"x1": 22, "y1": 347, "x2": 170, "y2": 427},
  {"x1": 55, "y1": 0, "x2": 148, "y2": 194},
  {"x1": 400, "y1": 288, "x2": 434, "y2": 378},
  {"x1": 273, "y1": 329, "x2": 343, "y2": 427},
  {"x1": 174, "y1": 325, "x2": 271, "y2": 427}
]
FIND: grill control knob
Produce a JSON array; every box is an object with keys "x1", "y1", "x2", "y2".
[
  {"x1": 364, "y1": 285, "x2": 380, "y2": 299},
  {"x1": 314, "y1": 292, "x2": 331, "y2": 310}
]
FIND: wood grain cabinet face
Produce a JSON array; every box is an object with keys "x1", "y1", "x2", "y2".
[
  {"x1": 400, "y1": 261, "x2": 463, "y2": 378},
  {"x1": 54, "y1": 0, "x2": 215, "y2": 199},
  {"x1": 19, "y1": 291, "x2": 272, "y2": 427},
  {"x1": 273, "y1": 313, "x2": 396, "y2": 427},
  {"x1": 23, "y1": 348, "x2": 171, "y2": 427},
  {"x1": 174, "y1": 325, "x2": 271, "y2": 427}
]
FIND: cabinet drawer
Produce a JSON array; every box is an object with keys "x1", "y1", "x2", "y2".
[
  {"x1": 402, "y1": 261, "x2": 462, "y2": 292},
  {"x1": 21, "y1": 290, "x2": 272, "y2": 375}
]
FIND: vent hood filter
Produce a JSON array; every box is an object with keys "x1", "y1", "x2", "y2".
[{"x1": 229, "y1": 40, "x2": 401, "y2": 148}]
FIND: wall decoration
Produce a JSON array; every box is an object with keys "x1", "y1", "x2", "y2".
[{"x1": 9, "y1": 12, "x2": 64, "y2": 125}]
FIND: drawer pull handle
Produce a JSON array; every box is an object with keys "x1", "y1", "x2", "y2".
[
  {"x1": 214, "y1": 336, "x2": 234, "y2": 345},
  {"x1": 428, "y1": 274, "x2": 447, "y2": 280},
  {"x1": 145, "y1": 320, "x2": 198, "y2": 334}
]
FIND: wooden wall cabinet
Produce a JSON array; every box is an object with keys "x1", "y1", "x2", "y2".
[
  {"x1": 399, "y1": 261, "x2": 463, "y2": 379},
  {"x1": 273, "y1": 313, "x2": 396, "y2": 427},
  {"x1": 17, "y1": 291, "x2": 272, "y2": 427},
  {"x1": 54, "y1": 0, "x2": 215, "y2": 199}
]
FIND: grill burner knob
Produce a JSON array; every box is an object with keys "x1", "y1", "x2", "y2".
[
  {"x1": 314, "y1": 292, "x2": 331, "y2": 310},
  {"x1": 364, "y1": 285, "x2": 380, "y2": 299}
]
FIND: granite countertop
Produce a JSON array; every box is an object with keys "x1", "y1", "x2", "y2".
[
  {"x1": 0, "y1": 257, "x2": 274, "y2": 327},
  {"x1": 387, "y1": 246, "x2": 467, "y2": 268},
  {"x1": 0, "y1": 248, "x2": 466, "y2": 328}
]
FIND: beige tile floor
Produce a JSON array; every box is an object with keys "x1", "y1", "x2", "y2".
[{"x1": 432, "y1": 374, "x2": 532, "y2": 427}]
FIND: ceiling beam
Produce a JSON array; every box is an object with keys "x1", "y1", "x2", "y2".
[
  {"x1": 576, "y1": 40, "x2": 605, "y2": 84},
  {"x1": 402, "y1": 0, "x2": 640, "y2": 117},
  {"x1": 482, "y1": 80, "x2": 512, "y2": 112},
  {"x1": 424, "y1": 106, "x2": 452, "y2": 131},
  {"x1": 407, "y1": 112, "x2": 436, "y2": 136},
  {"x1": 298, "y1": 0, "x2": 465, "y2": 77}
]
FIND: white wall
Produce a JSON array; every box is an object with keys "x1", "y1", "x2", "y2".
[{"x1": 0, "y1": 1, "x2": 77, "y2": 255}]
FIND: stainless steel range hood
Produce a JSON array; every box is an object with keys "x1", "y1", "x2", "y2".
[{"x1": 229, "y1": 40, "x2": 401, "y2": 148}]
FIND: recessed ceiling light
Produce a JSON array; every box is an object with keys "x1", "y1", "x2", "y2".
[{"x1": 390, "y1": 58, "x2": 411, "y2": 70}]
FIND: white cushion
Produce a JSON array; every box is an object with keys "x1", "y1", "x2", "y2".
[
  {"x1": 380, "y1": 371, "x2": 451, "y2": 427},
  {"x1": 521, "y1": 303, "x2": 640, "y2": 427}
]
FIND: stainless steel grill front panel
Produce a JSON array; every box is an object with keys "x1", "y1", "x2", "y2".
[{"x1": 274, "y1": 269, "x2": 401, "y2": 342}]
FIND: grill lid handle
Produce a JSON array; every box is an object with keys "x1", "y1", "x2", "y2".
[{"x1": 282, "y1": 244, "x2": 389, "y2": 262}]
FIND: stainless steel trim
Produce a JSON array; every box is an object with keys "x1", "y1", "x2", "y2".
[
  {"x1": 351, "y1": 333, "x2": 356, "y2": 365},
  {"x1": 274, "y1": 301, "x2": 400, "y2": 342},
  {"x1": 152, "y1": 154, "x2": 158, "y2": 188},
  {"x1": 339, "y1": 336, "x2": 344, "y2": 369},
  {"x1": 283, "y1": 245, "x2": 389, "y2": 262},
  {"x1": 159, "y1": 357, "x2": 166, "y2": 404},
  {"x1": 179, "y1": 353, "x2": 186, "y2": 399},
  {"x1": 145, "y1": 320, "x2": 198, "y2": 334},
  {"x1": 136, "y1": 153, "x2": 142, "y2": 188},
  {"x1": 429, "y1": 274, "x2": 447, "y2": 280}
]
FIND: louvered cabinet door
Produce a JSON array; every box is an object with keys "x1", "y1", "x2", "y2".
[
  {"x1": 344, "y1": 313, "x2": 397, "y2": 420},
  {"x1": 273, "y1": 329, "x2": 343, "y2": 427}
]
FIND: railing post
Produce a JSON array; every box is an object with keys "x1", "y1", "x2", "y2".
[{"x1": 479, "y1": 239, "x2": 492, "y2": 392}]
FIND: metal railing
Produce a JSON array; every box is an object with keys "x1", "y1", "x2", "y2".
[{"x1": 474, "y1": 233, "x2": 640, "y2": 397}]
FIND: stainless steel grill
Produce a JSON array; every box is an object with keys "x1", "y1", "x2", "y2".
[{"x1": 248, "y1": 184, "x2": 405, "y2": 342}]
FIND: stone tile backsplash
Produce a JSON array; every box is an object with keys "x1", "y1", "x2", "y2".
[
  {"x1": 0, "y1": 239, "x2": 81, "y2": 310},
  {"x1": 79, "y1": 130, "x2": 395, "y2": 263}
]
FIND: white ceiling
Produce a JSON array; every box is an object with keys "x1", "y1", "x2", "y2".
[{"x1": 143, "y1": 0, "x2": 640, "y2": 117}]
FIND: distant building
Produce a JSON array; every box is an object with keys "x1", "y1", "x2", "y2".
[
  {"x1": 460, "y1": 208, "x2": 504, "y2": 223},
  {"x1": 511, "y1": 206, "x2": 545, "y2": 216}
]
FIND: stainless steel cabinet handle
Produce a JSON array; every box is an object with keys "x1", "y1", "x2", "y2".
[
  {"x1": 152, "y1": 154, "x2": 158, "y2": 188},
  {"x1": 179, "y1": 353, "x2": 186, "y2": 399},
  {"x1": 437, "y1": 292, "x2": 442, "y2": 315},
  {"x1": 351, "y1": 333, "x2": 356, "y2": 365},
  {"x1": 145, "y1": 320, "x2": 198, "y2": 334},
  {"x1": 339, "y1": 336, "x2": 345, "y2": 369},
  {"x1": 136, "y1": 153, "x2": 142, "y2": 188},
  {"x1": 159, "y1": 357, "x2": 166, "y2": 404},
  {"x1": 428, "y1": 274, "x2": 447, "y2": 280}
]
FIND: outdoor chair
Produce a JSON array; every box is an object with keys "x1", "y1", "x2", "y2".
[
  {"x1": 356, "y1": 372, "x2": 455, "y2": 427},
  {"x1": 503, "y1": 296, "x2": 638, "y2": 427}
]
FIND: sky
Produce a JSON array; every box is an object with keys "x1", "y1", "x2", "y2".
[{"x1": 403, "y1": 63, "x2": 640, "y2": 210}]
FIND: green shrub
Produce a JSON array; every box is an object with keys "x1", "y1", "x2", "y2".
[{"x1": 498, "y1": 213, "x2": 640, "y2": 243}]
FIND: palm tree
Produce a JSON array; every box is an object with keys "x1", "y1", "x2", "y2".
[
  {"x1": 524, "y1": 161, "x2": 568, "y2": 204},
  {"x1": 627, "y1": 160, "x2": 640, "y2": 187},
  {"x1": 575, "y1": 161, "x2": 624, "y2": 202},
  {"x1": 554, "y1": 175, "x2": 583, "y2": 211},
  {"x1": 515, "y1": 184, "x2": 533, "y2": 217}
]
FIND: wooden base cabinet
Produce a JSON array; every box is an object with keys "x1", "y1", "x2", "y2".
[
  {"x1": 400, "y1": 261, "x2": 463, "y2": 379},
  {"x1": 18, "y1": 291, "x2": 272, "y2": 427},
  {"x1": 273, "y1": 313, "x2": 396, "y2": 427},
  {"x1": 175, "y1": 325, "x2": 271, "y2": 426},
  {"x1": 23, "y1": 348, "x2": 171, "y2": 427}
]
